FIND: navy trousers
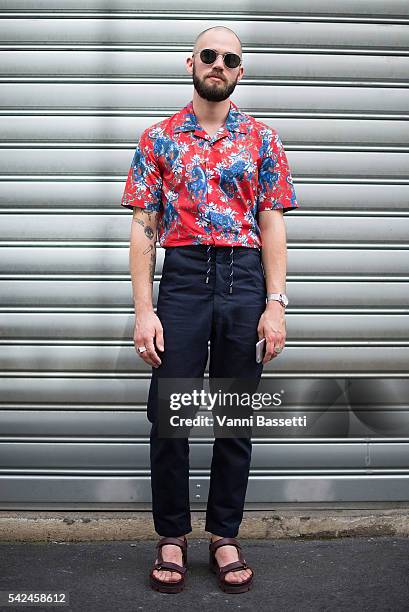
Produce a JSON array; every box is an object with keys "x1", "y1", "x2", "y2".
[{"x1": 146, "y1": 244, "x2": 267, "y2": 538}]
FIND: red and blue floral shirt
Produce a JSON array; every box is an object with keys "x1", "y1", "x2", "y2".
[{"x1": 121, "y1": 99, "x2": 299, "y2": 248}]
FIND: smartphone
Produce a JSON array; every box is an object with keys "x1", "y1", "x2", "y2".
[{"x1": 256, "y1": 337, "x2": 266, "y2": 363}]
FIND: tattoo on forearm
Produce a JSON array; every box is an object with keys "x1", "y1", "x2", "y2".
[
  {"x1": 141, "y1": 209, "x2": 156, "y2": 222},
  {"x1": 132, "y1": 209, "x2": 157, "y2": 283},
  {"x1": 132, "y1": 208, "x2": 155, "y2": 221},
  {"x1": 133, "y1": 216, "x2": 144, "y2": 227},
  {"x1": 144, "y1": 225, "x2": 155, "y2": 240}
]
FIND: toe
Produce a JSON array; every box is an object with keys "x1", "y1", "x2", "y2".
[
  {"x1": 225, "y1": 568, "x2": 252, "y2": 583},
  {"x1": 152, "y1": 566, "x2": 181, "y2": 583},
  {"x1": 225, "y1": 570, "x2": 241, "y2": 583}
]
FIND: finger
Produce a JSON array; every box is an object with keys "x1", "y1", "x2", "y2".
[
  {"x1": 263, "y1": 339, "x2": 276, "y2": 364},
  {"x1": 145, "y1": 338, "x2": 161, "y2": 367},
  {"x1": 274, "y1": 333, "x2": 286, "y2": 355},
  {"x1": 141, "y1": 351, "x2": 156, "y2": 367},
  {"x1": 274, "y1": 343, "x2": 285, "y2": 355},
  {"x1": 134, "y1": 339, "x2": 149, "y2": 359},
  {"x1": 135, "y1": 344, "x2": 155, "y2": 366},
  {"x1": 134, "y1": 336, "x2": 157, "y2": 367},
  {"x1": 155, "y1": 326, "x2": 165, "y2": 352}
]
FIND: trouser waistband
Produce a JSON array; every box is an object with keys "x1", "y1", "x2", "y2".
[{"x1": 166, "y1": 245, "x2": 261, "y2": 295}]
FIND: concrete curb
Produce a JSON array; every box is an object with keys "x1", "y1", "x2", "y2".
[{"x1": 0, "y1": 509, "x2": 409, "y2": 541}]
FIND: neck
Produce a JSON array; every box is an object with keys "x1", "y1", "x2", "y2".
[{"x1": 191, "y1": 93, "x2": 231, "y2": 125}]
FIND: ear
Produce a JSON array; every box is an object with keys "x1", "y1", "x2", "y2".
[
  {"x1": 186, "y1": 56, "x2": 193, "y2": 75},
  {"x1": 236, "y1": 66, "x2": 244, "y2": 83}
]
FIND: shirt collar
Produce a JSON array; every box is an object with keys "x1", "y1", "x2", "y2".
[{"x1": 173, "y1": 99, "x2": 249, "y2": 136}]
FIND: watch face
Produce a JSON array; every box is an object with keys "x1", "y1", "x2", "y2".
[{"x1": 281, "y1": 294, "x2": 289, "y2": 306}]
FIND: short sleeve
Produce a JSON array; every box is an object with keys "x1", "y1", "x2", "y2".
[
  {"x1": 120, "y1": 128, "x2": 163, "y2": 212},
  {"x1": 257, "y1": 128, "x2": 299, "y2": 214}
]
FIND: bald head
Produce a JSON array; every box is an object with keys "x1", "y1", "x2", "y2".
[{"x1": 193, "y1": 26, "x2": 242, "y2": 56}]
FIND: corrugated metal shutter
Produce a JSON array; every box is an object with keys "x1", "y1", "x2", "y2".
[{"x1": 1, "y1": 0, "x2": 409, "y2": 509}]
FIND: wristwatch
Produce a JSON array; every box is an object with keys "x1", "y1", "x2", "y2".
[{"x1": 266, "y1": 292, "x2": 289, "y2": 308}]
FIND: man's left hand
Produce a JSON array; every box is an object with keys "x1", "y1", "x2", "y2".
[{"x1": 257, "y1": 300, "x2": 286, "y2": 364}]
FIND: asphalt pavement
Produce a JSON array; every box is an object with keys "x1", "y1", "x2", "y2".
[{"x1": 0, "y1": 536, "x2": 408, "y2": 611}]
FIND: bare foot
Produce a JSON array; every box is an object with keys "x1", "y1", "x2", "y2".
[
  {"x1": 152, "y1": 536, "x2": 186, "y2": 583},
  {"x1": 211, "y1": 535, "x2": 253, "y2": 584}
]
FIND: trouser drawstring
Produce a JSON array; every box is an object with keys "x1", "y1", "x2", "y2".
[
  {"x1": 205, "y1": 245, "x2": 234, "y2": 293},
  {"x1": 229, "y1": 246, "x2": 234, "y2": 294},
  {"x1": 205, "y1": 245, "x2": 212, "y2": 283}
]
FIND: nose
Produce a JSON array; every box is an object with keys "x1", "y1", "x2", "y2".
[{"x1": 212, "y1": 54, "x2": 225, "y2": 69}]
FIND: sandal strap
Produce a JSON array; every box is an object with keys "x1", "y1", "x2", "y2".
[
  {"x1": 157, "y1": 536, "x2": 187, "y2": 551},
  {"x1": 154, "y1": 560, "x2": 186, "y2": 575},
  {"x1": 218, "y1": 560, "x2": 248, "y2": 576},
  {"x1": 209, "y1": 537, "x2": 241, "y2": 553},
  {"x1": 157, "y1": 536, "x2": 187, "y2": 566}
]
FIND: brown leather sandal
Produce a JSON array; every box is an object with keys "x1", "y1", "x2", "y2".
[
  {"x1": 149, "y1": 535, "x2": 188, "y2": 593},
  {"x1": 209, "y1": 537, "x2": 254, "y2": 593}
]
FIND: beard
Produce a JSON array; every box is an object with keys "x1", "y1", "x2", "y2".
[{"x1": 192, "y1": 63, "x2": 239, "y2": 102}]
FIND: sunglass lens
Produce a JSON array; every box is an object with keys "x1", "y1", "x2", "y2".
[
  {"x1": 225, "y1": 53, "x2": 241, "y2": 68},
  {"x1": 200, "y1": 49, "x2": 217, "y2": 64}
]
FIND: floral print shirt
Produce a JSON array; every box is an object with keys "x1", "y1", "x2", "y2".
[{"x1": 121, "y1": 99, "x2": 299, "y2": 248}]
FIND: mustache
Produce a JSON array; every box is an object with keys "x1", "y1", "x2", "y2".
[{"x1": 207, "y1": 73, "x2": 225, "y2": 80}]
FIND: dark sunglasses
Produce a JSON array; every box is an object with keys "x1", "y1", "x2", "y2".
[{"x1": 193, "y1": 48, "x2": 242, "y2": 69}]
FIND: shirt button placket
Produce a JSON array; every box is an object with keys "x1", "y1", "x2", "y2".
[
  {"x1": 204, "y1": 139, "x2": 213, "y2": 243},
  {"x1": 205, "y1": 136, "x2": 215, "y2": 244}
]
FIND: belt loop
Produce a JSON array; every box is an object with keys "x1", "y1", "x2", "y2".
[
  {"x1": 205, "y1": 244, "x2": 212, "y2": 283},
  {"x1": 229, "y1": 246, "x2": 234, "y2": 294}
]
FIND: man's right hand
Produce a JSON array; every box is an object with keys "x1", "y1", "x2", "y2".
[{"x1": 134, "y1": 310, "x2": 164, "y2": 368}]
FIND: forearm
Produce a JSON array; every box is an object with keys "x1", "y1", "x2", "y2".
[
  {"x1": 129, "y1": 207, "x2": 159, "y2": 314},
  {"x1": 259, "y1": 212, "x2": 287, "y2": 296}
]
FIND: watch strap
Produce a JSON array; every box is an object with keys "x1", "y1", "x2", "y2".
[{"x1": 266, "y1": 292, "x2": 288, "y2": 307}]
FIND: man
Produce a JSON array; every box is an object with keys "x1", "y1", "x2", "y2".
[{"x1": 121, "y1": 25, "x2": 299, "y2": 593}]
